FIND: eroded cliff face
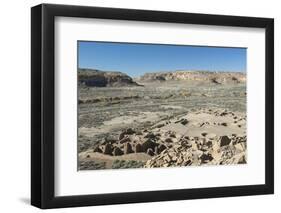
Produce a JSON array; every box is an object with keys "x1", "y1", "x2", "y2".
[
  {"x1": 78, "y1": 68, "x2": 139, "y2": 87},
  {"x1": 79, "y1": 69, "x2": 246, "y2": 87},
  {"x1": 138, "y1": 71, "x2": 246, "y2": 84}
]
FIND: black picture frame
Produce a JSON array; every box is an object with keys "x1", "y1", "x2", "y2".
[{"x1": 31, "y1": 3, "x2": 274, "y2": 209}]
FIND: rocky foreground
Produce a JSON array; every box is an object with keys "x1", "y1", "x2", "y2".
[{"x1": 79, "y1": 108, "x2": 247, "y2": 169}]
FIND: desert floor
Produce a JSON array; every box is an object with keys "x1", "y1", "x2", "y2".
[{"x1": 78, "y1": 81, "x2": 246, "y2": 170}]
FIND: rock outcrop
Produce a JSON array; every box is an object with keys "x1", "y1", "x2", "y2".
[
  {"x1": 138, "y1": 70, "x2": 246, "y2": 84},
  {"x1": 78, "y1": 68, "x2": 140, "y2": 87},
  {"x1": 86, "y1": 108, "x2": 247, "y2": 169},
  {"x1": 144, "y1": 135, "x2": 247, "y2": 168}
]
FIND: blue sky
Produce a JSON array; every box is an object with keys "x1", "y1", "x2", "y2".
[{"x1": 78, "y1": 41, "x2": 246, "y2": 77}]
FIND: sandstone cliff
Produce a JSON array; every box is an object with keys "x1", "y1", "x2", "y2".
[
  {"x1": 138, "y1": 70, "x2": 246, "y2": 84},
  {"x1": 78, "y1": 68, "x2": 139, "y2": 87}
]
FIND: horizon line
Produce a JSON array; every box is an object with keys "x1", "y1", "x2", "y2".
[{"x1": 78, "y1": 67, "x2": 246, "y2": 75}]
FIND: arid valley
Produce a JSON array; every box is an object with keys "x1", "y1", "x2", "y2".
[{"x1": 78, "y1": 69, "x2": 247, "y2": 170}]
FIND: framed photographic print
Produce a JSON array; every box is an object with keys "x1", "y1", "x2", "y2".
[{"x1": 31, "y1": 3, "x2": 274, "y2": 209}]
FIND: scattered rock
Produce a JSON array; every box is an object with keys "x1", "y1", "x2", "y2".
[
  {"x1": 147, "y1": 148, "x2": 154, "y2": 156},
  {"x1": 181, "y1": 119, "x2": 189, "y2": 125},
  {"x1": 119, "y1": 136, "x2": 131, "y2": 144},
  {"x1": 170, "y1": 133, "x2": 177, "y2": 138},
  {"x1": 154, "y1": 146, "x2": 159, "y2": 155},
  {"x1": 200, "y1": 153, "x2": 213, "y2": 163},
  {"x1": 93, "y1": 146, "x2": 103, "y2": 153},
  {"x1": 154, "y1": 123, "x2": 165, "y2": 128},
  {"x1": 104, "y1": 136, "x2": 117, "y2": 144},
  {"x1": 220, "y1": 136, "x2": 231, "y2": 147},
  {"x1": 220, "y1": 112, "x2": 228, "y2": 116},
  {"x1": 125, "y1": 128, "x2": 135, "y2": 135},
  {"x1": 177, "y1": 156, "x2": 184, "y2": 164},
  {"x1": 124, "y1": 142, "x2": 133, "y2": 154},
  {"x1": 201, "y1": 132, "x2": 208, "y2": 137},
  {"x1": 163, "y1": 155, "x2": 171, "y2": 162},
  {"x1": 113, "y1": 147, "x2": 123, "y2": 156},
  {"x1": 135, "y1": 143, "x2": 143, "y2": 153},
  {"x1": 119, "y1": 128, "x2": 136, "y2": 140},
  {"x1": 118, "y1": 132, "x2": 126, "y2": 140},
  {"x1": 165, "y1": 138, "x2": 173, "y2": 143},
  {"x1": 142, "y1": 139, "x2": 157, "y2": 152},
  {"x1": 206, "y1": 141, "x2": 213, "y2": 147},
  {"x1": 158, "y1": 144, "x2": 167, "y2": 153},
  {"x1": 175, "y1": 118, "x2": 188, "y2": 125},
  {"x1": 135, "y1": 131, "x2": 143, "y2": 135},
  {"x1": 183, "y1": 160, "x2": 192, "y2": 166},
  {"x1": 144, "y1": 132, "x2": 156, "y2": 139},
  {"x1": 104, "y1": 144, "x2": 113, "y2": 155},
  {"x1": 238, "y1": 154, "x2": 246, "y2": 164}
]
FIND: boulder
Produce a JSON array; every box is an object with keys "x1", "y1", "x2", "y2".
[
  {"x1": 158, "y1": 144, "x2": 167, "y2": 153},
  {"x1": 124, "y1": 143, "x2": 133, "y2": 154},
  {"x1": 165, "y1": 138, "x2": 173, "y2": 143},
  {"x1": 220, "y1": 112, "x2": 228, "y2": 116},
  {"x1": 154, "y1": 146, "x2": 159, "y2": 155},
  {"x1": 201, "y1": 132, "x2": 208, "y2": 137},
  {"x1": 119, "y1": 128, "x2": 135, "y2": 140},
  {"x1": 154, "y1": 123, "x2": 165, "y2": 128},
  {"x1": 221, "y1": 122, "x2": 228, "y2": 127},
  {"x1": 93, "y1": 146, "x2": 102, "y2": 153},
  {"x1": 142, "y1": 139, "x2": 157, "y2": 152},
  {"x1": 135, "y1": 143, "x2": 143, "y2": 153},
  {"x1": 163, "y1": 155, "x2": 171, "y2": 163},
  {"x1": 125, "y1": 128, "x2": 135, "y2": 135},
  {"x1": 200, "y1": 153, "x2": 214, "y2": 163},
  {"x1": 118, "y1": 132, "x2": 126, "y2": 140},
  {"x1": 119, "y1": 136, "x2": 131, "y2": 144},
  {"x1": 206, "y1": 140, "x2": 213, "y2": 147},
  {"x1": 181, "y1": 119, "x2": 189, "y2": 125},
  {"x1": 147, "y1": 148, "x2": 154, "y2": 156},
  {"x1": 220, "y1": 136, "x2": 231, "y2": 147},
  {"x1": 113, "y1": 147, "x2": 123, "y2": 156},
  {"x1": 135, "y1": 131, "x2": 143, "y2": 135},
  {"x1": 104, "y1": 136, "x2": 117, "y2": 143},
  {"x1": 168, "y1": 133, "x2": 176, "y2": 138},
  {"x1": 103, "y1": 144, "x2": 113, "y2": 155},
  {"x1": 176, "y1": 156, "x2": 184, "y2": 164},
  {"x1": 238, "y1": 154, "x2": 246, "y2": 164},
  {"x1": 144, "y1": 132, "x2": 156, "y2": 139},
  {"x1": 183, "y1": 159, "x2": 192, "y2": 166}
]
